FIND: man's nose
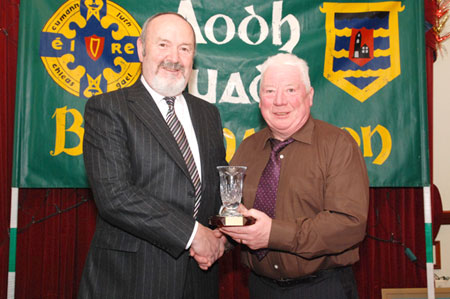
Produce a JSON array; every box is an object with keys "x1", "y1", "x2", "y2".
[
  {"x1": 273, "y1": 91, "x2": 286, "y2": 105},
  {"x1": 166, "y1": 46, "x2": 180, "y2": 63}
]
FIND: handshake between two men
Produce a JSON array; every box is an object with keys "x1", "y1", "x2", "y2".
[{"x1": 189, "y1": 205, "x2": 272, "y2": 270}]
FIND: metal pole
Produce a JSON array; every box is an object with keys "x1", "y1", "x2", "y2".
[
  {"x1": 7, "y1": 187, "x2": 18, "y2": 299},
  {"x1": 424, "y1": 186, "x2": 435, "y2": 299}
]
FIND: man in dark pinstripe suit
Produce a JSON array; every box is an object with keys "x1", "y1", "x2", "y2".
[{"x1": 78, "y1": 12, "x2": 228, "y2": 298}]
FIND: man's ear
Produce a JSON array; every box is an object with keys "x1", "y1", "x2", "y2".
[
  {"x1": 308, "y1": 87, "x2": 314, "y2": 107},
  {"x1": 137, "y1": 38, "x2": 144, "y2": 62},
  {"x1": 258, "y1": 89, "x2": 262, "y2": 108}
]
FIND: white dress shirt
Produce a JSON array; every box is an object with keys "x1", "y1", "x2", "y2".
[{"x1": 140, "y1": 76, "x2": 200, "y2": 249}]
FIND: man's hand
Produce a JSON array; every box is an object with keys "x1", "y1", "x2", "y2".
[
  {"x1": 190, "y1": 224, "x2": 226, "y2": 270},
  {"x1": 220, "y1": 205, "x2": 272, "y2": 250}
]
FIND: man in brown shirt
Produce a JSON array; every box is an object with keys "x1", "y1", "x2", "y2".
[{"x1": 221, "y1": 53, "x2": 369, "y2": 299}]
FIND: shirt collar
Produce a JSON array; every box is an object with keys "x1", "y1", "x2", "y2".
[
  {"x1": 260, "y1": 116, "x2": 315, "y2": 150},
  {"x1": 291, "y1": 116, "x2": 314, "y2": 144}
]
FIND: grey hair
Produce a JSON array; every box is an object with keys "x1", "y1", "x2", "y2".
[
  {"x1": 139, "y1": 12, "x2": 196, "y2": 56},
  {"x1": 260, "y1": 53, "x2": 311, "y2": 92}
]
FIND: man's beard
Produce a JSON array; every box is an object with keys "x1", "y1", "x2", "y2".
[{"x1": 151, "y1": 61, "x2": 188, "y2": 97}]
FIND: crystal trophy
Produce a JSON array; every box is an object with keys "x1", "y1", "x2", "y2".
[{"x1": 209, "y1": 166, "x2": 255, "y2": 227}]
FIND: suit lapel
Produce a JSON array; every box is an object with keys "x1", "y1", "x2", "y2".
[{"x1": 127, "y1": 81, "x2": 190, "y2": 179}]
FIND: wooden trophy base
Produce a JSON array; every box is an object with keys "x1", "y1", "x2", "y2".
[{"x1": 209, "y1": 215, "x2": 256, "y2": 227}]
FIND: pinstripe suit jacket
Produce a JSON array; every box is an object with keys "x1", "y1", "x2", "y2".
[{"x1": 78, "y1": 80, "x2": 226, "y2": 299}]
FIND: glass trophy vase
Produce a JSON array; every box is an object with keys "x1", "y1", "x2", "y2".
[{"x1": 209, "y1": 166, "x2": 255, "y2": 227}]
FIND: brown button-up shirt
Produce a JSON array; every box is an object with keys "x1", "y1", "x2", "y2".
[{"x1": 231, "y1": 117, "x2": 369, "y2": 280}]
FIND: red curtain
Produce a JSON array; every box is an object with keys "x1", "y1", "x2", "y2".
[{"x1": 0, "y1": 0, "x2": 438, "y2": 298}]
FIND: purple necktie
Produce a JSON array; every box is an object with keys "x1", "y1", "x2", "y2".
[{"x1": 252, "y1": 137, "x2": 294, "y2": 260}]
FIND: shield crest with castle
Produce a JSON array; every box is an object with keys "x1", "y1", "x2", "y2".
[{"x1": 321, "y1": 2, "x2": 404, "y2": 102}]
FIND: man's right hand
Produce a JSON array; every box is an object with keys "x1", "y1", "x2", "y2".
[{"x1": 189, "y1": 224, "x2": 225, "y2": 270}]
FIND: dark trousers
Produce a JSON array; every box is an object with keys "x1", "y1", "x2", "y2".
[
  {"x1": 182, "y1": 257, "x2": 219, "y2": 299},
  {"x1": 249, "y1": 266, "x2": 359, "y2": 299}
]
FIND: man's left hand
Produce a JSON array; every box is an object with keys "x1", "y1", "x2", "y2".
[
  {"x1": 190, "y1": 229, "x2": 227, "y2": 270},
  {"x1": 220, "y1": 205, "x2": 272, "y2": 250}
]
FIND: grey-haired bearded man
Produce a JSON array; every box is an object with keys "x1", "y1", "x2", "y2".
[{"x1": 79, "y1": 12, "x2": 227, "y2": 299}]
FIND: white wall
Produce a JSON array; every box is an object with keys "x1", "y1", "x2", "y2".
[{"x1": 433, "y1": 22, "x2": 450, "y2": 285}]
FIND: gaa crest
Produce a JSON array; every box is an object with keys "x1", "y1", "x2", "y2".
[
  {"x1": 40, "y1": 0, "x2": 141, "y2": 98},
  {"x1": 320, "y1": 2, "x2": 404, "y2": 102}
]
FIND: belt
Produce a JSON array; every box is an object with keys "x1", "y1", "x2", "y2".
[{"x1": 254, "y1": 266, "x2": 347, "y2": 288}]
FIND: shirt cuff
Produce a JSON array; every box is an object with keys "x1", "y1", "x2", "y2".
[
  {"x1": 185, "y1": 221, "x2": 198, "y2": 249},
  {"x1": 268, "y1": 219, "x2": 297, "y2": 251}
]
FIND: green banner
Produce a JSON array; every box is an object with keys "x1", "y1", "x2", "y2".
[{"x1": 13, "y1": 0, "x2": 429, "y2": 187}]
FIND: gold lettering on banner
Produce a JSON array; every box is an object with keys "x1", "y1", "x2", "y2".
[
  {"x1": 343, "y1": 125, "x2": 392, "y2": 165},
  {"x1": 110, "y1": 42, "x2": 135, "y2": 54},
  {"x1": 111, "y1": 43, "x2": 122, "y2": 54},
  {"x1": 124, "y1": 43, "x2": 135, "y2": 54},
  {"x1": 243, "y1": 128, "x2": 255, "y2": 140},
  {"x1": 223, "y1": 128, "x2": 236, "y2": 162},
  {"x1": 50, "y1": 106, "x2": 84, "y2": 156},
  {"x1": 342, "y1": 127, "x2": 361, "y2": 146},
  {"x1": 225, "y1": 125, "x2": 392, "y2": 165},
  {"x1": 223, "y1": 128, "x2": 256, "y2": 162},
  {"x1": 360, "y1": 125, "x2": 392, "y2": 165}
]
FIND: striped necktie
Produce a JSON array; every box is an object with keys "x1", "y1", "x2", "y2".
[{"x1": 164, "y1": 96, "x2": 201, "y2": 218}]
